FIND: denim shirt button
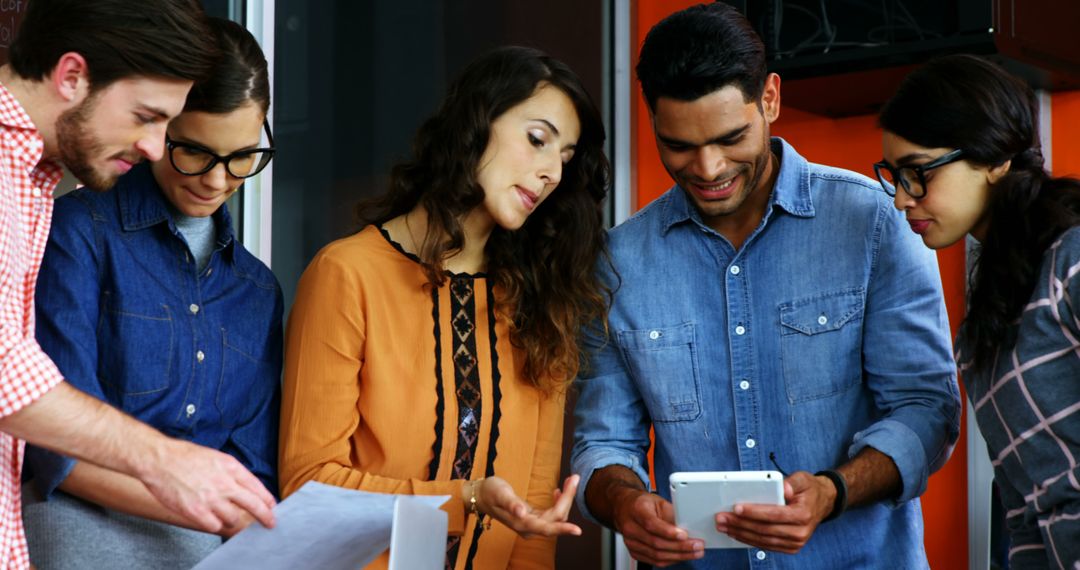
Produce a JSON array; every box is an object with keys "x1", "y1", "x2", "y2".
[
  {"x1": 185, "y1": 403, "x2": 196, "y2": 416},
  {"x1": 756, "y1": 550, "x2": 767, "y2": 561},
  {"x1": 817, "y1": 314, "x2": 828, "y2": 325},
  {"x1": 730, "y1": 265, "x2": 741, "y2": 275},
  {"x1": 739, "y1": 380, "x2": 750, "y2": 390},
  {"x1": 745, "y1": 438, "x2": 756, "y2": 448},
  {"x1": 649, "y1": 330, "x2": 660, "y2": 340},
  {"x1": 735, "y1": 325, "x2": 746, "y2": 335},
  {"x1": 189, "y1": 303, "x2": 200, "y2": 315},
  {"x1": 196, "y1": 350, "x2": 205, "y2": 363}
]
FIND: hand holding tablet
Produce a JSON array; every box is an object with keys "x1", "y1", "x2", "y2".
[{"x1": 669, "y1": 471, "x2": 785, "y2": 549}]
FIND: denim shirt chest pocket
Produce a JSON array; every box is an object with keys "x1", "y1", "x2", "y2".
[
  {"x1": 779, "y1": 288, "x2": 865, "y2": 403},
  {"x1": 216, "y1": 327, "x2": 278, "y2": 425},
  {"x1": 617, "y1": 323, "x2": 702, "y2": 422},
  {"x1": 97, "y1": 292, "x2": 174, "y2": 410}
]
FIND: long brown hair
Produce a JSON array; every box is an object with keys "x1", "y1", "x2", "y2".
[{"x1": 357, "y1": 46, "x2": 611, "y2": 391}]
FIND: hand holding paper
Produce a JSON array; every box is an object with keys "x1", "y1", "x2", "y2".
[{"x1": 194, "y1": 482, "x2": 449, "y2": 570}]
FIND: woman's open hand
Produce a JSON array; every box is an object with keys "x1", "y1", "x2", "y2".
[{"x1": 465, "y1": 475, "x2": 582, "y2": 539}]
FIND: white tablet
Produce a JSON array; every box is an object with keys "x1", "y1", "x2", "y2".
[{"x1": 669, "y1": 471, "x2": 785, "y2": 549}]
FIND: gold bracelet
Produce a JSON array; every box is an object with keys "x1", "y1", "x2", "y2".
[{"x1": 468, "y1": 479, "x2": 491, "y2": 530}]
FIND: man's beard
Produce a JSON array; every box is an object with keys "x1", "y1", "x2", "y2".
[{"x1": 55, "y1": 93, "x2": 129, "y2": 192}]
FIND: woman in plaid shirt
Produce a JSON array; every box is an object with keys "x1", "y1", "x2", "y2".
[{"x1": 877, "y1": 54, "x2": 1080, "y2": 569}]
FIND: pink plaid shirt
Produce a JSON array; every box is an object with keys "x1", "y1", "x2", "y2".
[{"x1": 0, "y1": 81, "x2": 65, "y2": 569}]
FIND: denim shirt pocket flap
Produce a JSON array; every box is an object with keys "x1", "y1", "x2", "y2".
[
  {"x1": 217, "y1": 329, "x2": 278, "y2": 423},
  {"x1": 98, "y1": 302, "x2": 174, "y2": 398},
  {"x1": 617, "y1": 323, "x2": 702, "y2": 423},
  {"x1": 779, "y1": 288, "x2": 865, "y2": 336},
  {"x1": 778, "y1": 288, "x2": 866, "y2": 403},
  {"x1": 618, "y1": 322, "x2": 696, "y2": 350}
]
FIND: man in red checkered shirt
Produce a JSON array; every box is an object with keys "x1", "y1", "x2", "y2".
[{"x1": 0, "y1": 1, "x2": 277, "y2": 566}]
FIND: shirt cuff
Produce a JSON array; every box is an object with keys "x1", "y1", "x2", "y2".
[
  {"x1": 23, "y1": 444, "x2": 77, "y2": 500},
  {"x1": 0, "y1": 338, "x2": 65, "y2": 418},
  {"x1": 571, "y1": 448, "x2": 651, "y2": 526},
  {"x1": 848, "y1": 418, "x2": 928, "y2": 505}
]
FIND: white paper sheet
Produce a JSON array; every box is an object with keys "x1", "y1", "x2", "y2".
[{"x1": 193, "y1": 481, "x2": 449, "y2": 570}]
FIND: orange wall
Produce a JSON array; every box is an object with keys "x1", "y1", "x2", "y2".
[
  {"x1": 629, "y1": 3, "x2": 988, "y2": 569},
  {"x1": 1052, "y1": 91, "x2": 1080, "y2": 179},
  {"x1": 633, "y1": 0, "x2": 703, "y2": 209}
]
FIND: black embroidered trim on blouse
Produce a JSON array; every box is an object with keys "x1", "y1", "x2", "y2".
[
  {"x1": 427, "y1": 287, "x2": 444, "y2": 482},
  {"x1": 463, "y1": 281, "x2": 504, "y2": 569},
  {"x1": 483, "y1": 280, "x2": 503, "y2": 478},
  {"x1": 446, "y1": 277, "x2": 482, "y2": 568}
]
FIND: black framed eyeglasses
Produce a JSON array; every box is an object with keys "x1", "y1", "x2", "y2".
[
  {"x1": 873, "y1": 149, "x2": 964, "y2": 199},
  {"x1": 165, "y1": 119, "x2": 275, "y2": 179}
]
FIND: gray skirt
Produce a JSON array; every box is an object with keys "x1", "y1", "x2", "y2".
[{"x1": 22, "y1": 482, "x2": 222, "y2": 570}]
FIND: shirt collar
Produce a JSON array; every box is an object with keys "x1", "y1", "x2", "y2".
[
  {"x1": 0, "y1": 81, "x2": 63, "y2": 182},
  {"x1": 0, "y1": 81, "x2": 39, "y2": 132},
  {"x1": 659, "y1": 137, "x2": 816, "y2": 234},
  {"x1": 771, "y1": 137, "x2": 815, "y2": 218},
  {"x1": 117, "y1": 162, "x2": 237, "y2": 253}
]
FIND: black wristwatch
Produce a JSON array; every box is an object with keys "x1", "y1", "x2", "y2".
[{"x1": 814, "y1": 469, "x2": 848, "y2": 522}]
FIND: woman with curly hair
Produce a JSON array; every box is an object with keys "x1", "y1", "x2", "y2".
[
  {"x1": 878, "y1": 54, "x2": 1080, "y2": 569},
  {"x1": 279, "y1": 46, "x2": 610, "y2": 569}
]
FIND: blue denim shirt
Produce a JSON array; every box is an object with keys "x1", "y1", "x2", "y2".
[
  {"x1": 25, "y1": 163, "x2": 283, "y2": 498},
  {"x1": 571, "y1": 138, "x2": 960, "y2": 569}
]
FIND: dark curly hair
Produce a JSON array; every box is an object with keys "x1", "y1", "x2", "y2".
[
  {"x1": 880, "y1": 54, "x2": 1080, "y2": 373},
  {"x1": 357, "y1": 46, "x2": 612, "y2": 391}
]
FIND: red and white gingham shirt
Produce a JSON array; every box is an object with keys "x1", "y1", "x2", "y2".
[{"x1": 0, "y1": 81, "x2": 65, "y2": 569}]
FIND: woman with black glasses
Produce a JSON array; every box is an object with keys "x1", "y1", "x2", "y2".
[
  {"x1": 878, "y1": 54, "x2": 1080, "y2": 569},
  {"x1": 21, "y1": 18, "x2": 280, "y2": 569}
]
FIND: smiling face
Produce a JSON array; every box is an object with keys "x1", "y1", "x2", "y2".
[
  {"x1": 652, "y1": 75, "x2": 780, "y2": 234},
  {"x1": 151, "y1": 101, "x2": 265, "y2": 218},
  {"x1": 473, "y1": 83, "x2": 581, "y2": 232},
  {"x1": 882, "y1": 131, "x2": 998, "y2": 249},
  {"x1": 56, "y1": 77, "x2": 193, "y2": 191}
]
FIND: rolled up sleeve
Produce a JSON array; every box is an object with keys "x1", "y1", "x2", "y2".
[
  {"x1": 570, "y1": 317, "x2": 653, "y2": 524},
  {"x1": 0, "y1": 178, "x2": 67, "y2": 494},
  {"x1": 0, "y1": 219, "x2": 66, "y2": 419},
  {"x1": 854, "y1": 204, "x2": 961, "y2": 504}
]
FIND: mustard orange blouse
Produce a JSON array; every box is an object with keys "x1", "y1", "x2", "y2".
[{"x1": 279, "y1": 225, "x2": 566, "y2": 569}]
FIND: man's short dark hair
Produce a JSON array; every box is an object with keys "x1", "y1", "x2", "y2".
[
  {"x1": 636, "y1": 2, "x2": 767, "y2": 110},
  {"x1": 9, "y1": 0, "x2": 218, "y2": 90}
]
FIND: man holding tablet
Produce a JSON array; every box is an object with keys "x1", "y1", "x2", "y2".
[{"x1": 570, "y1": 3, "x2": 960, "y2": 568}]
